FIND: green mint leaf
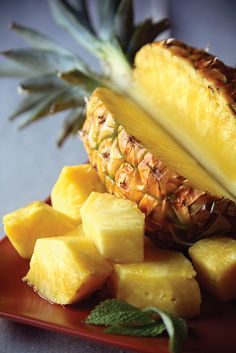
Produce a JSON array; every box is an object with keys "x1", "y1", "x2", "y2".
[
  {"x1": 85, "y1": 299, "x2": 154, "y2": 327},
  {"x1": 143, "y1": 307, "x2": 188, "y2": 353},
  {"x1": 105, "y1": 322, "x2": 166, "y2": 337}
]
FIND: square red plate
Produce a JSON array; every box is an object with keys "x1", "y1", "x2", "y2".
[{"x1": 1, "y1": 235, "x2": 236, "y2": 353}]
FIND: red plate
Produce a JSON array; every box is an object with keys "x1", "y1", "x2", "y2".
[{"x1": 1, "y1": 235, "x2": 236, "y2": 353}]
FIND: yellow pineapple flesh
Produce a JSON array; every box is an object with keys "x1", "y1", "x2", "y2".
[
  {"x1": 23, "y1": 236, "x2": 112, "y2": 305},
  {"x1": 2, "y1": 201, "x2": 76, "y2": 259},
  {"x1": 109, "y1": 248, "x2": 201, "y2": 318},
  {"x1": 51, "y1": 164, "x2": 106, "y2": 222},
  {"x1": 132, "y1": 39, "x2": 236, "y2": 200},
  {"x1": 189, "y1": 236, "x2": 236, "y2": 302},
  {"x1": 82, "y1": 88, "x2": 236, "y2": 249},
  {"x1": 80, "y1": 192, "x2": 145, "y2": 264}
]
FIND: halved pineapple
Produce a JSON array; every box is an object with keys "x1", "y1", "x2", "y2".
[
  {"x1": 23, "y1": 236, "x2": 112, "y2": 305},
  {"x1": 132, "y1": 40, "x2": 236, "y2": 200},
  {"x1": 51, "y1": 164, "x2": 106, "y2": 222},
  {"x1": 80, "y1": 192, "x2": 145, "y2": 264},
  {"x1": 2, "y1": 201, "x2": 76, "y2": 259},
  {"x1": 109, "y1": 248, "x2": 201, "y2": 318},
  {"x1": 189, "y1": 236, "x2": 236, "y2": 302},
  {"x1": 84, "y1": 88, "x2": 236, "y2": 249}
]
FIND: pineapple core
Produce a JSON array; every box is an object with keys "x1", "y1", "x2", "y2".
[
  {"x1": 2, "y1": 201, "x2": 76, "y2": 259},
  {"x1": 51, "y1": 164, "x2": 106, "y2": 222},
  {"x1": 189, "y1": 237, "x2": 236, "y2": 302},
  {"x1": 80, "y1": 192, "x2": 145, "y2": 264},
  {"x1": 23, "y1": 236, "x2": 112, "y2": 305},
  {"x1": 109, "y1": 248, "x2": 201, "y2": 318}
]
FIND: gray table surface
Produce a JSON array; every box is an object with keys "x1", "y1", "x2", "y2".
[{"x1": 1, "y1": 0, "x2": 235, "y2": 352}]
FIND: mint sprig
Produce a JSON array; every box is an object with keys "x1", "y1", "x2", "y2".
[{"x1": 85, "y1": 299, "x2": 188, "y2": 353}]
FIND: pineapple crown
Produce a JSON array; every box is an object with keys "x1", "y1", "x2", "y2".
[{"x1": 0, "y1": 0, "x2": 170, "y2": 145}]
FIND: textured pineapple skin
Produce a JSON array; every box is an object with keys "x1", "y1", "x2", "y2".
[
  {"x1": 189, "y1": 237, "x2": 236, "y2": 302},
  {"x1": 109, "y1": 248, "x2": 201, "y2": 318},
  {"x1": 23, "y1": 236, "x2": 112, "y2": 305},
  {"x1": 51, "y1": 164, "x2": 106, "y2": 222},
  {"x1": 80, "y1": 192, "x2": 144, "y2": 264},
  {"x1": 2, "y1": 201, "x2": 76, "y2": 259},
  {"x1": 82, "y1": 89, "x2": 236, "y2": 249},
  {"x1": 133, "y1": 40, "x2": 236, "y2": 200}
]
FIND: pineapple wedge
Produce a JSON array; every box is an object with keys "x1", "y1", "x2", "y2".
[
  {"x1": 51, "y1": 164, "x2": 106, "y2": 222},
  {"x1": 80, "y1": 192, "x2": 145, "y2": 264},
  {"x1": 23, "y1": 236, "x2": 112, "y2": 304},
  {"x1": 64, "y1": 224, "x2": 85, "y2": 237},
  {"x1": 109, "y1": 248, "x2": 201, "y2": 318},
  {"x1": 3, "y1": 201, "x2": 76, "y2": 259},
  {"x1": 189, "y1": 237, "x2": 236, "y2": 302}
]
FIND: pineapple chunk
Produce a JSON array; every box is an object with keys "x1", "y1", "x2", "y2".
[
  {"x1": 109, "y1": 248, "x2": 201, "y2": 318},
  {"x1": 51, "y1": 164, "x2": 106, "y2": 222},
  {"x1": 80, "y1": 192, "x2": 145, "y2": 264},
  {"x1": 189, "y1": 236, "x2": 236, "y2": 302},
  {"x1": 3, "y1": 201, "x2": 76, "y2": 259},
  {"x1": 23, "y1": 236, "x2": 112, "y2": 304}
]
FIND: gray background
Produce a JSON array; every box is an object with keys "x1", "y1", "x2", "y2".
[{"x1": 0, "y1": 0, "x2": 235, "y2": 352}]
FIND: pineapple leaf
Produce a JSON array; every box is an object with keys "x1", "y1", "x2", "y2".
[
  {"x1": 57, "y1": 106, "x2": 85, "y2": 146},
  {"x1": 19, "y1": 73, "x2": 68, "y2": 93},
  {"x1": 9, "y1": 22, "x2": 70, "y2": 54},
  {"x1": 58, "y1": 69, "x2": 100, "y2": 91},
  {"x1": 18, "y1": 86, "x2": 86, "y2": 129},
  {"x1": 0, "y1": 60, "x2": 34, "y2": 77},
  {"x1": 9, "y1": 93, "x2": 48, "y2": 120},
  {"x1": 127, "y1": 18, "x2": 170, "y2": 61},
  {"x1": 1, "y1": 48, "x2": 87, "y2": 74},
  {"x1": 70, "y1": 0, "x2": 95, "y2": 34},
  {"x1": 114, "y1": 0, "x2": 134, "y2": 50},
  {"x1": 49, "y1": 0, "x2": 103, "y2": 57},
  {"x1": 96, "y1": 0, "x2": 121, "y2": 41}
]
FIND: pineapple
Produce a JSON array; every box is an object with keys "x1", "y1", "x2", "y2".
[
  {"x1": 189, "y1": 236, "x2": 236, "y2": 302},
  {"x1": 2, "y1": 201, "x2": 76, "y2": 259},
  {"x1": 109, "y1": 248, "x2": 201, "y2": 318},
  {"x1": 64, "y1": 224, "x2": 85, "y2": 237},
  {"x1": 83, "y1": 88, "x2": 236, "y2": 249},
  {"x1": 23, "y1": 236, "x2": 112, "y2": 304},
  {"x1": 1, "y1": 0, "x2": 236, "y2": 248},
  {"x1": 80, "y1": 192, "x2": 144, "y2": 263},
  {"x1": 51, "y1": 164, "x2": 106, "y2": 221}
]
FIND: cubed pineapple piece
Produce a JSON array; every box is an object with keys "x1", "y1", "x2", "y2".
[
  {"x1": 3, "y1": 201, "x2": 76, "y2": 259},
  {"x1": 23, "y1": 236, "x2": 112, "y2": 304},
  {"x1": 80, "y1": 192, "x2": 145, "y2": 264},
  {"x1": 109, "y1": 248, "x2": 201, "y2": 318},
  {"x1": 51, "y1": 164, "x2": 106, "y2": 221},
  {"x1": 189, "y1": 236, "x2": 236, "y2": 302}
]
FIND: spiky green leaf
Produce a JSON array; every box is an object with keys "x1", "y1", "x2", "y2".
[
  {"x1": 49, "y1": 0, "x2": 102, "y2": 56},
  {"x1": 114, "y1": 0, "x2": 134, "y2": 50},
  {"x1": 95, "y1": 0, "x2": 121, "y2": 41},
  {"x1": 2, "y1": 48, "x2": 86, "y2": 74},
  {"x1": 57, "y1": 106, "x2": 85, "y2": 146},
  {"x1": 18, "y1": 86, "x2": 86, "y2": 128},
  {"x1": 0, "y1": 60, "x2": 33, "y2": 77},
  {"x1": 58, "y1": 69, "x2": 100, "y2": 91},
  {"x1": 19, "y1": 73, "x2": 67, "y2": 93},
  {"x1": 9, "y1": 93, "x2": 47, "y2": 120},
  {"x1": 9, "y1": 22, "x2": 70, "y2": 54},
  {"x1": 127, "y1": 18, "x2": 170, "y2": 61}
]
